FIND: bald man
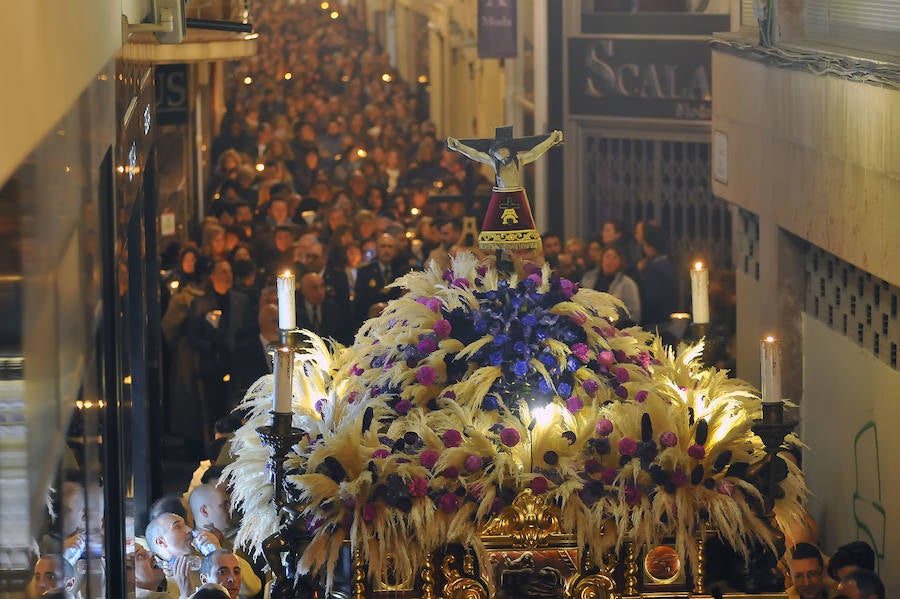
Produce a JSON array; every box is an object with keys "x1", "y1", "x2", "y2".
[{"x1": 188, "y1": 485, "x2": 234, "y2": 546}]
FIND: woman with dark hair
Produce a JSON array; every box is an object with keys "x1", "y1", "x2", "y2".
[{"x1": 163, "y1": 246, "x2": 202, "y2": 307}]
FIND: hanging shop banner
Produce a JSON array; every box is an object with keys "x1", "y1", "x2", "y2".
[
  {"x1": 155, "y1": 64, "x2": 189, "y2": 126},
  {"x1": 478, "y1": 0, "x2": 517, "y2": 59},
  {"x1": 568, "y1": 37, "x2": 712, "y2": 120}
]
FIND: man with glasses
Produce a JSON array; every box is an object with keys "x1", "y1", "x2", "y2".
[{"x1": 788, "y1": 543, "x2": 838, "y2": 599}]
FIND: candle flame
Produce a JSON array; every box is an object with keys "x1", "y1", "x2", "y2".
[
  {"x1": 281, "y1": 271, "x2": 293, "y2": 278},
  {"x1": 694, "y1": 261, "x2": 704, "y2": 270},
  {"x1": 764, "y1": 335, "x2": 776, "y2": 343}
]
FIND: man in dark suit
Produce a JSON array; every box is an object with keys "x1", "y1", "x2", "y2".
[
  {"x1": 301, "y1": 241, "x2": 350, "y2": 309},
  {"x1": 639, "y1": 224, "x2": 677, "y2": 330},
  {"x1": 354, "y1": 233, "x2": 410, "y2": 326},
  {"x1": 297, "y1": 272, "x2": 352, "y2": 345},
  {"x1": 187, "y1": 260, "x2": 256, "y2": 437}
]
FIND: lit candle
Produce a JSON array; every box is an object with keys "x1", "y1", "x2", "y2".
[
  {"x1": 760, "y1": 336, "x2": 782, "y2": 404},
  {"x1": 690, "y1": 262, "x2": 710, "y2": 324},
  {"x1": 273, "y1": 346, "x2": 293, "y2": 413},
  {"x1": 276, "y1": 271, "x2": 296, "y2": 330}
]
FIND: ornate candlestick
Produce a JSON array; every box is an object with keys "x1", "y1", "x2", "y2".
[{"x1": 751, "y1": 401, "x2": 798, "y2": 512}]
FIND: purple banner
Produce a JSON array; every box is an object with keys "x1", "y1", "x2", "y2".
[{"x1": 478, "y1": 0, "x2": 517, "y2": 59}]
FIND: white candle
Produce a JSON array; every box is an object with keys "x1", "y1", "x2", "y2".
[
  {"x1": 760, "y1": 336, "x2": 782, "y2": 404},
  {"x1": 690, "y1": 262, "x2": 710, "y2": 324},
  {"x1": 272, "y1": 346, "x2": 293, "y2": 413},
  {"x1": 276, "y1": 271, "x2": 296, "y2": 330}
]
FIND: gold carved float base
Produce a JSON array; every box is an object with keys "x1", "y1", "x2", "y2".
[{"x1": 347, "y1": 490, "x2": 719, "y2": 599}]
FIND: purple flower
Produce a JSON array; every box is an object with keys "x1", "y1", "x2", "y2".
[
  {"x1": 585, "y1": 459, "x2": 602, "y2": 474},
  {"x1": 443, "y1": 390, "x2": 456, "y2": 400},
  {"x1": 522, "y1": 315, "x2": 538, "y2": 327},
  {"x1": 451, "y1": 277, "x2": 470, "y2": 289},
  {"x1": 490, "y1": 497, "x2": 505, "y2": 514},
  {"x1": 671, "y1": 470, "x2": 688, "y2": 487},
  {"x1": 373, "y1": 449, "x2": 390, "y2": 459},
  {"x1": 530, "y1": 476, "x2": 549, "y2": 494},
  {"x1": 314, "y1": 399, "x2": 324, "y2": 414},
  {"x1": 618, "y1": 437, "x2": 638, "y2": 456},
  {"x1": 659, "y1": 432, "x2": 678, "y2": 448},
  {"x1": 615, "y1": 386, "x2": 629, "y2": 399},
  {"x1": 417, "y1": 366, "x2": 437, "y2": 386},
  {"x1": 464, "y1": 455, "x2": 482, "y2": 472},
  {"x1": 351, "y1": 364, "x2": 364, "y2": 376},
  {"x1": 408, "y1": 477, "x2": 429, "y2": 497},
  {"x1": 442, "y1": 466, "x2": 459, "y2": 478},
  {"x1": 688, "y1": 444, "x2": 706, "y2": 460},
  {"x1": 476, "y1": 265, "x2": 488, "y2": 277},
  {"x1": 395, "y1": 400, "x2": 412, "y2": 415},
  {"x1": 439, "y1": 492, "x2": 460, "y2": 513},
  {"x1": 595, "y1": 418, "x2": 614, "y2": 436},
  {"x1": 557, "y1": 382, "x2": 572, "y2": 397},
  {"x1": 417, "y1": 337, "x2": 438, "y2": 354},
  {"x1": 572, "y1": 343, "x2": 590, "y2": 361},
  {"x1": 600, "y1": 468, "x2": 618, "y2": 485},
  {"x1": 614, "y1": 367, "x2": 630, "y2": 383},
  {"x1": 597, "y1": 350, "x2": 615, "y2": 367},
  {"x1": 443, "y1": 429, "x2": 463, "y2": 447},
  {"x1": 559, "y1": 279, "x2": 575, "y2": 297},
  {"x1": 362, "y1": 502, "x2": 377, "y2": 523},
  {"x1": 513, "y1": 360, "x2": 528, "y2": 376},
  {"x1": 426, "y1": 298, "x2": 442, "y2": 312},
  {"x1": 527, "y1": 273, "x2": 542, "y2": 286},
  {"x1": 420, "y1": 449, "x2": 439, "y2": 469},
  {"x1": 566, "y1": 396, "x2": 583, "y2": 414},
  {"x1": 625, "y1": 485, "x2": 642, "y2": 506},
  {"x1": 635, "y1": 390, "x2": 649, "y2": 403},
  {"x1": 582, "y1": 379, "x2": 599, "y2": 395},
  {"x1": 488, "y1": 351, "x2": 504, "y2": 366},
  {"x1": 348, "y1": 391, "x2": 359, "y2": 404},
  {"x1": 500, "y1": 427, "x2": 521, "y2": 447},
  {"x1": 433, "y1": 319, "x2": 452, "y2": 338}
]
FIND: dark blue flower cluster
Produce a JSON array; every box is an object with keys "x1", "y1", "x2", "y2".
[{"x1": 450, "y1": 275, "x2": 590, "y2": 411}]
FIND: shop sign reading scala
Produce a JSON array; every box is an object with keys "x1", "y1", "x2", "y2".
[{"x1": 569, "y1": 38, "x2": 712, "y2": 120}]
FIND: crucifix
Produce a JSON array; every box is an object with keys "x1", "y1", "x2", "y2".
[{"x1": 447, "y1": 126, "x2": 564, "y2": 190}]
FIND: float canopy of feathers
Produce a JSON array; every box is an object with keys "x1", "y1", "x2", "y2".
[{"x1": 224, "y1": 251, "x2": 807, "y2": 590}]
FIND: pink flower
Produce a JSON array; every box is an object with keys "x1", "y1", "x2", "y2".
[
  {"x1": 373, "y1": 449, "x2": 390, "y2": 459},
  {"x1": 716, "y1": 480, "x2": 735, "y2": 496},
  {"x1": 464, "y1": 455, "x2": 482, "y2": 472},
  {"x1": 417, "y1": 366, "x2": 437, "y2": 386},
  {"x1": 635, "y1": 390, "x2": 648, "y2": 403},
  {"x1": 362, "y1": 503, "x2": 377, "y2": 523},
  {"x1": 417, "y1": 337, "x2": 438, "y2": 354},
  {"x1": 566, "y1": 396, "x2": 583, "y2": 414},
  {"x1": 527, "y1": 273, "x2": 542, "y2": 286},
  {"x1": 351, "y1": 364, "x2": 364, "y2": 376},
  {"x1": 618, "y1": 437, "x2": 637, "y2": 456},
  {"x1": 420, "y1": 449, "x2": 439, "y2": 469},
  {"x1": 441, "y1": 467, "x2": 459, "y2": 478},
  {"x1": 582, "y1": 379, "x2": 599, "y2": 395},
  {"x1": 452, "y1": 277, "x2": 470, "y2": 289},
  {"x1": 659, "y1": 431, "x2": 677, "y2": 448},
  {"x1": 433, "y1": 319, "x2": 452, "y2": 338},
  {"x1": 395, "y1": 400, "x2": 412, "y2": 415},
  {"x1": 688, "y1": 444, "x2": 706, "y2": 460},
  {"x1": 442, "y1": 429, "x2": 463, "y2": 447},
  {"x1": 615, "y1": 367, "x2": 630, "y2": 383},
  {"x1": 671, "y1": 470, "x2": 688, "y2": 487},
  {"x1": 600, "y1": 468, "x2": 618, "y2": 485},
  {"x1": 530, "y1": 476, "x2": 549, "y2": 494},
  {"x1": 408, "y1": 477, "x2": 429, "y2": 497},
  {"x1": 571, "y1": 343, "x2": 590, "y2": 361},
  {"x1": 625, "y1": 485, "x2": 642, "y2": 506},
  {"x1": 347, "y1": 391, "x2": 359, "y2": 404},
  {"x1": 595, "y1": 418, "x2": 614, "y2": 436},
  {"x1": 559, "y1": 279, "x2": 575, "y2": 297},
  {"x1": 499, "y1": 427, "x2": 520, "y2": 447},
  {"x1": 439, "y1": 492, "x2": 460, "y2": 513},
  {"x1": 597, "y1": 350, "x2": 615, "y2": 367}
]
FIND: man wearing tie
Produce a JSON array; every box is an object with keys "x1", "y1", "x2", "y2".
[
  {"x1": 297, "y1": 272, "x2": 352, "y2": 345},
  {"x1": 354, "y1": 233, "x2": 409, "y2": 326}
]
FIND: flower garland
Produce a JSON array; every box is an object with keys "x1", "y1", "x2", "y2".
[{"x1": 225, "y1": 252, "x2": 807, "y2": 589}]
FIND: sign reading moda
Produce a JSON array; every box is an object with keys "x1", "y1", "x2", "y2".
[
  {"x1": 478, "y1": 0, "x2": 517, "y2": 59},
  {"x1": 569, "y1": 38, "x2": 712, "y2": 120}
]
